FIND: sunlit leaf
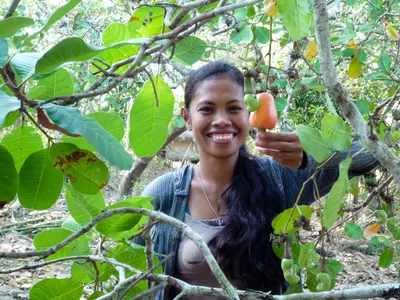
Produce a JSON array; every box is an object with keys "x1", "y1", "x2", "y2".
[
  {"x1": 278, "y1": 0, "x2": 311, "y2": 41},
  {"x1": 1, "y1": 126, "x2": 43, "y2": 171},
  {"x1": 304, "y1": 40, "x2": 318, "y2": 59},
  {"x1": 27, "y1": 68, "x2": 73, "y2": 100},
  {"x1": 173, "y1": 36, "x2": 206, "y2": 65},
  {"x1": 348, "y1": 58, "x2": 362, "y2": 79},
  {"x1": 0, "y1": 17, "x2": 34, "y2": 38},
  {"x1": 344, "y1": 222, "x2": 362, "y2": 239},
  {"x1": 321, "y1": 115, "x2": 352, "y2": 151},
  {"x1": 30, "y1": 278, "x2": 83, "y2": 300},
  {"x1": 18, "y1": 149, "x2": 63, "y2": 210},
  {"x1": 272, "y1": 205, "x2": 313, "y2": 234},
  {"x1": 129, "y1": 76, "x2": 174, "y2": 157},
  {"x1": 296, "y1": 125, "x2": 332, "y2": 163}
]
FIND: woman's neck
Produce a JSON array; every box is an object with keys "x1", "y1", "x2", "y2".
[{"x1": 196, "y1": 154, "x2": 238, "y2": 186}]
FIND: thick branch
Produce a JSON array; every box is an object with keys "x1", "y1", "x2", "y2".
[
  {"x1": 5, "y1": 0, "x2": 20, "y2": 18},
  {"x1": 312, "y1": 0, "x2": 400, "y2": 186}
]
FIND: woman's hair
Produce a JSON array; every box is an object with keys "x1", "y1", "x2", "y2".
[
  {"x1": 184, "y1": 60, "x2": 244, "y2": 109},
  {"x1": 185, "y1": 60, "x2": 285, "y2": 293}
]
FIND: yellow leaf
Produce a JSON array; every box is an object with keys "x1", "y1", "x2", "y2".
[
  {"x1": 363, "y1": 223, "x2": 381, "y2": 240},
  {"x1": 304, "y1": 40, "x2": 318, "y2": 60},
  {"x1": 264, "y1": 0, "x2": 278, "y2": 17},
  {"x1": 386, "y1": 23, "x2": 399, "y2": 41},
  {"x1": 348, "y1": 39, "x2": 358, "y2": 51},
  {"x1": 348, "y1": 58, "x2": 362, "y2": 79}
]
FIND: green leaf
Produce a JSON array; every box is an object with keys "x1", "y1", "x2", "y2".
[
  {"x1": 43, "y1": 104, "x2": 133, "y2": 170},
  {"x1": 1, "y1": 126, "x2": 44, "y2": 171},
  {"x1": 341, "y1": 48, "x2": 356, "y2": 57},
  {"x1": 27, "y1": 68, "x2": 74, "y2": 100},
  {"x1": 272, "y1": 205, "x2": 313, "y2": 234},
  {"x1": 278, "y1": 0, "x2": 311, "y2": 41},
  {"x1": 231, "y1": 25, "x2": 254, "y2": 44},
  {"x1": 88, "y1": 291, "x2": 105, "y2": 300},
  {"x1": 34, "y1": 228, "x2": 90, "y2": 260},
  {"x1": 344, "y1": 222, "x2": 363, "y2": 239},
  {"x1": 102, "y1": 22, "x2": 139, "y2": 46},
  {"x1": 173, "y1": 36, "x2": 206, "y2": 65},
  {"x1": 296, "y1": 125, "x2": 332, "y2": 163},
  {"x1": 0, "y1": 17, "x2": 34, "y2": 38},
  {"x1": 0, "y1": 39, "x2": 8, "y2": 67},
  {"x1": 356, "y1": 100, "x2": 370, "y2": 114},
  {"x1": 284, "y1": 283, "x2": 303, "y2": 295},
  {"x1": 0, "y1": 145, "x2": 18, "y2": 204},
  {"x1": 10, "y1": 53, "x2": 42, "y2": 81},
  {"x1": 62, "y1": 219, "x2": 82, "y2": 232},
  {"x1": 378, "y1": 54, "x2": 392, "y2": 73},
  {"x1": 305, "y1": 82, "x2": 326, "y2": 92},
  {"x1": 2, "y1": 110, "x2": 19, "y2": 128},
  {"x1": 0, "y1": 91, "x2": 20, "y2": 129},
  {"x1": 133, "y1": 7, "x2": 166, "y2": 37},
  {"x1": 255, "y1": 26, "x2": 270, "y2": 44},
  {"x1": 321, "y1": 115, "x2": 352, "y2": 151},
  {"x1": 323, "y1": 157, "x2": 352, "y2": 228},
  {"x1": 62, "y1": 111, "x2": 125, "y2": 152},
  {"x1": 71, "y1": 262, "x2": 96, "y2": 284},
  {"x1": 356, "y1": 49, "x2": 367, "y2": 63},
  {"x1": 129, "y1": 76, "x2": 174, "y2": 157},
  {"x1": 96, "y1": 199, "x2": 142, "y2": 238},
  {"x1": 298, "y1": 242, "x2": 318, "y2": 269},
  {"x1": 271, "y1": 79, "x2": 288, "y2": 88},
  {"x1": 378, "y1": 248, "x2": 393, "y2": 268},
  {"x1": 92, "y1": 47, "x2": 137, "y2": 74},
  {"x1": 30, "y1": 278, "x2": 83, "y2": 300},
  {"x1": 275, "y1": 97, "x2": 287, "y2": 112},
  {"x1": 18, "y1": 149, "x2": 63, "y2": 210},
  {"x1": 326, "y1": 259, "x2": 343, "y2": 274},
  {"x1": 324, "y1": 93, "x2": 338, "y2": 115},
  {"x1": 50, "y1": 143, "x2": 109, "y2": 195},
  {"x1": 35, "y1": 37, "x2": 148, "y2": 74},
  {"x1": 66, "y1": 184, "x2": 105, "y2": 225}
]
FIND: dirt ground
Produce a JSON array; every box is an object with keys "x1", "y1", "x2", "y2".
[{"x1": 0, "y1": 158, "x2": 398, "y2": 299}]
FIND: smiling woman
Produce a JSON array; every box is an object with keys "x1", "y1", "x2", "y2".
[{"x1": 135, "y1": 60, "x2": 379, "y2": 300}]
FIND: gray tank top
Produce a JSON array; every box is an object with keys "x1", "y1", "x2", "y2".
[{"x1": 174, "y1": 213, "x2": 244, "y2": 299}]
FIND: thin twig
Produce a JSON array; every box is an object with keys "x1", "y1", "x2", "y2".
[
  {"x1": 143, "y1": 69, "x2": 159, "y2": 107},
  {"x1": 266, "y1": 17, "x2": 273, "y2": 88}
]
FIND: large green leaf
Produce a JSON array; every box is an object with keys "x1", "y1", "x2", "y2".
[
  {"x1": 278, "y1": 0, "x2": 311, "y2": 41},
  {"x1": 321, "y1": 115, "x2": 352, "y2": 151},
  {"x1": 272, "y1": 205, "x2": 313, "y2": 234},
  {"x1": 1, "y1": 126, "x2": 44, "y2": 170},
  {"x1": 129, "y1": 76, "x2": 174, "y2": 157},
  {"x1": 102, "y1": 22, "x2": 139, "y2": 46},
  {"x1": 61, "y1": 112, "x2": 125, "y2": 152},
  {"x1": 27, "y1": 68, "x2": 74, "y2": 100},
  {"x1": 43, "y1": 104, "x2": 133, "y2": 170},
  {"x1": 50, "y1": 143, "x2": 109, "y2": 195},
  {"x1": 35, "y1": 37, "x2": 148, "y2": 74},
  {"x1": 344, "y1": 222, "x2": 362, "y2": 239},
  {"x1": 10, "y1": 53, "x2": 42, "y2": 80},
  {"x1": 71, "y1": 262, "x2": 96, "y2": 284},
  {"x1": 0, "y1": 39, "x2": 8, "y2": 67},
  {"x1": 2, "y1": 110, "x2": 19, "y2": 128},
  {"x1": 378, "y1": 54, "x2": 392, "y2": 73},
  {"x1": 172, "y1": 36, "x2": 206, "y2": 65},
  {"x1": 298, "y1": 242, "x2": 318, "y2": 269},
  {"x1": 30, "y1": 278, "x2": 83, "y2": 300},
  {"x1": 254, "y1": 26, "x2": 270, "y2": 44},
  {"x1": 34, "y1": 228, "x2": 90, "y2": 260},
  {"x1": 0, "y1": 91, "x2": 20, "y2": 129},
  {"x1": 0, "y1": 145, "x2": 18, "y2": 204},
  {"x1": 379, "y1": 248, "x2": 393, "y2": 268},
  {"x1": 18, "y1": 149, "x2": 63, "y2": 210},
  {"x1": 131, "y1": 7, "x2": 166, "y2": 37},
  {"x1": 96, "y1": 199, "x2": 143, "y2": 238},
  {"x1": 323, "y1": 157, "x2": 352, "y2": 228},
  {"x1": 0, "y1": 17, "x2": 34, "y2": 38},
  {"x1": 66, "y1": 184, "x2": 105, "y2": 225},
  {"x1": 231, "y1": 24, "x2": 254, "y2": 44},
  {"x1": 296, "y1": 125, "x2": 333, "y2": 163},
  {"x1": 92, "y1": 47, "x2": 137, "y2": 74}
]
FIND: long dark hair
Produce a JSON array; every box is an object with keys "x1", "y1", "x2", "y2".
[{"x1": 185, "y1": 61, "x2": 285, "y2": 293}]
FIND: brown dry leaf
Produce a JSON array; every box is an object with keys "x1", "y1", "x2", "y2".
[
  {"x1": 348, "y1": 39, "x2": 359, "y2": 51},
  {"x1": 363, "y1": 223, "x2": 380, "y2": 239},
  {"x1": 264, "y1": 0, "x2": 278, "y2": 17}
]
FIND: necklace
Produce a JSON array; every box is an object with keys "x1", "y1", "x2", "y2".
[{"x1": 196, "y1": 164, "x2": 224, "y2": 226}]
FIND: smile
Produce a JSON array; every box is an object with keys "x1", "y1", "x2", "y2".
[{"x1": 208, "y1": 133, "x2": 235, "y2": 140}]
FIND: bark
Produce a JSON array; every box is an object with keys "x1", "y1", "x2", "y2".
[
  {"x1": 312, "y1": 0, "x2": 400, "y2": 186},
  {"x1": 117, "y1": 126, "x2": 186, "y2": 199}
]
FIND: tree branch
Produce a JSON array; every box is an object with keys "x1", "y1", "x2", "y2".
[
  {"x1": 5, "y1": 0, "x2": 20, "y2": 18},
  {"x1": 312, "y1": 0, "x2": 400, "y2": 186}
]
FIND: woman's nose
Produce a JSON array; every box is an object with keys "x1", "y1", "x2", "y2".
[{"x1": 212, "y1": 111, "x2": 232, "y2": 127}]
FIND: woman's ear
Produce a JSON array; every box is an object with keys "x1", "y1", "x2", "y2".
[{"x1": 181, "y1": 107, "x2": 192, "y2": 130}]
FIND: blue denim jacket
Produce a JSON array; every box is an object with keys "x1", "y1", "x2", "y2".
[{"x1": 138, "y1": 143, "x2": 379, "y2": 299}]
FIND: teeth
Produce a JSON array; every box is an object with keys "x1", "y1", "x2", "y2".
[{"x1": 211, "y1": 134, "x2": 234, "y2": 140}]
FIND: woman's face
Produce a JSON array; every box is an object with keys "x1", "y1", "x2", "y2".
[{"x1": 182, "y1": 75, "x2": 249, "y2": 160}]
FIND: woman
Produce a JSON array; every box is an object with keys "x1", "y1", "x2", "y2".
[{"x1": 138, "y1": 61, "x2": 379, "y2": 299}]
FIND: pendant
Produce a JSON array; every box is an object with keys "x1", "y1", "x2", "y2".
[{"x1": 217, "y1": 218, "x2": 223, "y2": 226}]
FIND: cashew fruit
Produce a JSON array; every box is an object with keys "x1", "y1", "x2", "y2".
[
  {"x1": 374, "y1": 210, "x2": 388, "y2": 224},
  {"x1": 316, "y1": 272, "x2": 331, "y2": 292},
  {"x1": 386, "y1": 217, "x2": 400, "y2": 233},
  {"x1": 249, "y1": 93, "x2": 278, "y2": 130},
  {"x1": 281, "y1": 258, "x2": 293, "y2": 272},
  {"x1": 244, "y1": 94, "x2": 259, "y2": 112},
  {"x1": 284, "y1": 272, "x2": 300, "y2": 285}
]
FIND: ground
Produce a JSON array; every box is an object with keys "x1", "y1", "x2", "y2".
[{"x1": 0, "y1": 158, "x2": 398, "y2": 299}]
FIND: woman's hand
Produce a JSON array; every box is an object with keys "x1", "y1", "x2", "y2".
[{"x1": 255, "y1": 131, "x2": 304, "y2": 169}]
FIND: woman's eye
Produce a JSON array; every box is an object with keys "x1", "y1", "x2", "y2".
[
  {"x1": 199, "y1": 107, "x2": 212, "y2": 112},
  {"x1": 229, "y1": 106, "x2": 243, "y2": 112}
]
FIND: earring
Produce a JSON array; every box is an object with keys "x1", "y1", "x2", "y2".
[{"x1": 187, "y1": 124, "x2": 192, "y2": 130}]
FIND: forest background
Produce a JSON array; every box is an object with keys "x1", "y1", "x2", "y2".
[{"x1": 0, "y1": 0, "x2": 400, "y2": 299}]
